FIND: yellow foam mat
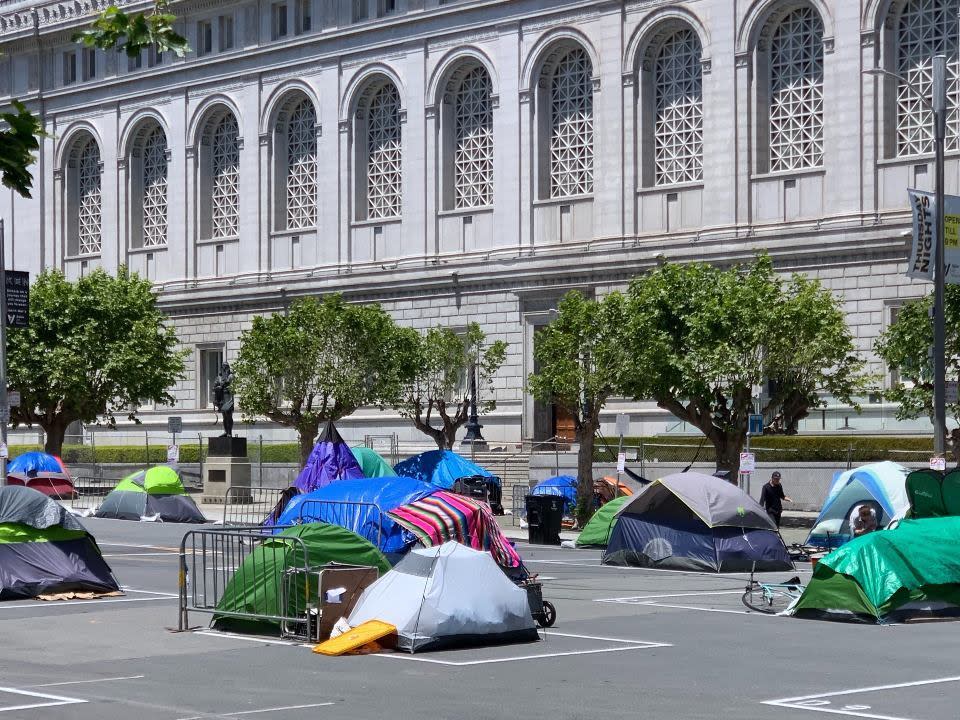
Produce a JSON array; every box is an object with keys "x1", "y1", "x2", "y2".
[{"x1": 312, "y1": 620, "x2": 396, "y2": 656}]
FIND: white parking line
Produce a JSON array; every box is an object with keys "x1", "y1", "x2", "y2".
[
  {"x1": 762, "y1": 676, "x2": 960, "y2": 720},
  {"x1": 595, "y1": 590, "x2": 745, "y2": 603},
  {"x1": 194, "y1": 630, "x2": 310, "y2": 647},
  {"x1": 121, "y1": 588, "x2": 180, "y2": 598},
  {"x1": 103, "y1": 552, "x2": 177, "y2": 557},
  {"x1": 0, "y1": 687, "x2": 86, "y2": 713},
  {"x1": 0, "y1": 596, "x2": 176, "y2": 610},
  {"x1": 30, "y1": 675, "x2": 145, "y2": 688},
  {"x1": 633, "y1": 601, "x2": 756, "y2": 616},
  {"x1": 375, "y1": 642, "x2": 670, "y2": 666},
  {"x1": 176, "y1": 702, "x2": 336, "y2": 719}
]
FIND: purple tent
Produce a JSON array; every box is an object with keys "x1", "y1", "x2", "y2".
[{"x1": 293, "y1": 421, "x2": 364, "y2": 493}]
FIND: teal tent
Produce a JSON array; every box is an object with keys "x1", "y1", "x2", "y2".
[{"x1": 351, "y1": 447, "x2": 396, "y2": 478}]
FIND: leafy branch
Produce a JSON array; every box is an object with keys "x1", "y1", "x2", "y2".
[{"x1": 73, "y1": 0, "x2": 189, "y2": 58}]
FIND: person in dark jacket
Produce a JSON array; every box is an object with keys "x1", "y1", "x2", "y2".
[{"x1": 759, "y1": 471, "x2": 792, "y2": 528}]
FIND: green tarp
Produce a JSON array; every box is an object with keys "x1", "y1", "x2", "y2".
[
  {"x1": 791, "y1": 517, "x2": 960, "y2": 621},
  {"x1": 576, "y1": 497, "x2": 629, "y2": 548},
  {"x1": 0, "y1": 522, "x2": 87, "y2": 544},
  {"x1": 212, "y1": 523, "x2": 391, "y2": 633},
  {"x1": 351, "y1": 448, "x2": 396, "y2": 479},
  {"x1": 115, "y1": 466, "x2": 186, "y2": 495}
]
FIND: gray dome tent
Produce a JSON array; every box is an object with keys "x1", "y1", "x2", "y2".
[{"x1": 603, "y1": 472, "x2": 793, "y2": 572}]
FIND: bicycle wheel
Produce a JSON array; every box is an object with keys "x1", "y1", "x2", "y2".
[
  {"x1": 540, "y1": 600, "x2": 557, "y2": 628},
  {"x1": 741, "y1": 586, "x2": 794, "y2": 615}
]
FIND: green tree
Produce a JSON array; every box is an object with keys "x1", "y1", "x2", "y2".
[
  {"x1": 392, "y1": 323, "x2": 507, "y2": 451},
  {"x1": 7, "y1": 268, "x2": 186, "y2": 455},
  {"x1": 1, "y1": 0, "x2": 187, "y2": 198},
  {"x1": 233, "y1": 295, "x2": 409, "y2": 467},
  {"x1": 622, "y1": 256, "x2": 867, "y2": 476},
  {"x1": 875, "y1": 286, "x2": 960, "y2": 460},
  {"x1": 527, "y1": 291, "x2": 630, "y2": 526}
]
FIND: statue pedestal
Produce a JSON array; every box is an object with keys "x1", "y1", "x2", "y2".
[{"x1": 202, "y1": 437, "x2": 251, "y2": 504}]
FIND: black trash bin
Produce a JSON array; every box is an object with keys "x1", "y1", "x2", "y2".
[{"x1": 525, "y1": 495, "x2": 563, "y2": 545}]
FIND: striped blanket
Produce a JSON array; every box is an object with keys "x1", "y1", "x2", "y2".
[{"x1": 387, "y1": 491, "x2": 521, "y2": 568}]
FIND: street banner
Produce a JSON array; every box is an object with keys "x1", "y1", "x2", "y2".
[{"x1": 908, "y1": 189, "x2": 960, "y2": 283}]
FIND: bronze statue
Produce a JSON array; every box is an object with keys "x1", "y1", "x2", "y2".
[{"x1": 213, "y1": 361, "x2": 235, "y2": 437}]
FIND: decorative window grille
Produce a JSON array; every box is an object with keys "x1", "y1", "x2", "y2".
[
  {"x1": 142, "y1": 129, "x2": 168, "y2": 247},
  {"x1": 769, "y1": 7, "x2": 824, "y2": 171},
  {"x1": 211, "y1": 114, "x2": 240, "y2": 238},
  {"x1": 654, "y1": 29, "x2": 703, "y2": 185},
  {"x1": 285, "y1": 100, "x2": 317, "y2": 229},
  {"x1": 77, "y1": 141, "x2": 102, "y2": 255},
  {"x1": 454, "y1": 66, "x2": 493, "y2": 208},
  {"x1": 366, "y1": 84, "x2": 402, "y2": 219},
  {"x1": 896, "y1": 0, "x2": 960, "y2": 155},
  {"x1": 549, "y1": 47, "x2": 594, "y2": 198}
]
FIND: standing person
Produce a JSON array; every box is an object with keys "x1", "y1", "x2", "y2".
[{"x1": 760, "y1": 471, "x2": 792, "y2": 528}]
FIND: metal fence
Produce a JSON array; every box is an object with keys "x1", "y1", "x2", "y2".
[
  {"x1": 177, "y1": 526, "x2": 314, "y2": 637},
  {"x1": 221, "y1": 486, "x2": 286, "y2": 526},
  {"x1": 69, "y1": 476, "x2": 115, "y2": 512},
  {"x1": 510, "y1": 484, "x2": 528, "y2": 527}
]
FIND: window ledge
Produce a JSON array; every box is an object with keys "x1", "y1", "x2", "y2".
[
  {"x1": 64, "y1": 253, "x2": 101, "y2": 262},
  {"x1": 637, "y1": 181, "x2": 704, "y2": 196},
  {"x1": 197, "y1": 236, "x2": 239, "y2": 246},
  {"x1": 437, "y1": 206, "x2": 493, "y2": 218},
  {"x1": 876, "y1": 152, "x2": 960, "y2": 168},
  {"x1": 128, "y1": 245, "x2": 167, "y2": 255},
  {"x1": 532, "y1": 194, "x2": 594, "y2": 208},
  {"x1": 271, "y1": 227, "x2": 316, "y2": 238},
  {"x1": 351, "y1": 216, "x2": 402, "y2": 228},
  {"x1": 750, "y1": 167, "x2": 825, "y2": 182}
]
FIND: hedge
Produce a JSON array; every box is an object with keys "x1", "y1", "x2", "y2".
[
  {"x1": 595, "y1": 435, "x2": 935, "y2": 464},
  {"x1": 7, "y1": 443, "x2": 303, "y2": 465}
]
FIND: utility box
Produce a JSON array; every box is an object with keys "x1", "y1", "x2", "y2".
[{"x1": 525, "y1": 494, "x2": 563, "y2": 545}]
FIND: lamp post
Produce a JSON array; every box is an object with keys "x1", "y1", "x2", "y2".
[
  {"x1": 866, "y1": 55, "x2": 948, "y2": 455},
  {"x1": 461, "y1": 360, "x2": 487, "y2": 450}
]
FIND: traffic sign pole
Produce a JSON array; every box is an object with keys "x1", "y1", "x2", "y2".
[{"x1": 0, "y1": 220, "x2": 8, "y2": 488}]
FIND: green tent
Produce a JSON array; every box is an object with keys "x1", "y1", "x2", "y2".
[
  {"x1": 576, "y1": 496, "x2": 629, "y2": 548},
  {"x1": 95, "y1": 466, "x2": 206, "y2": 523},
  {"x1": 212, "y1": 523, "x2": 391, "y2": 634},
  {"x1": 351, "y1": 447, "x2": 396, "y2": 478},
  {"x1": 790, "y1": 517, "x2": 960, "y2": 622}
]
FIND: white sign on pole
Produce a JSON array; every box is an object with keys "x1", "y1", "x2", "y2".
[
  {"x1": 7, "y1": 391, "x2": 19, "y2": 408},
  {"x1": 167, "y1": 444, "x2": 180, "y2": 464},
  {"x1": 930, "y1": 456, "x2": 947, "y2": 471},
  {"x1": 739, "y1": 452, "x2": 756, "y2": 473},
  {"x1": 0, "y1": 443, "x2": 8, "y2": 459},
  {"x1": 616, "y1": 452, "x2": 626, "y2": 473},
  {"x1": 946, "y1": 381, "x2": 959, "y2": 404},
  {"x1": 908, "y1": 189, "x2": 960, "y2": 283},
  {"x1": 615, "y1": 413, "x2": 630, "y2": 438}
]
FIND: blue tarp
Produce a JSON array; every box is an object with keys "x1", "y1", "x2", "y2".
[
  {"x1": 273, "y1": 476, "x2": 437, "y2": 555},
  {"x1": 293, "y1": 421, "x2": 364, "y2": 493},
  {"x1": 393, "y1": 450, "x2": 499, "y2": 489},
  {"x1": 530, "y1": 475, "x2": 577, "y2": 512},
  {"x1": 8, "y1": 452, "x2": 66, "y2": 477}
]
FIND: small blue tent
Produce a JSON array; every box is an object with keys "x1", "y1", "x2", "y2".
[
  {"x1": 293, "y1": 420, "x2": 364, "y2": 493},
  {"x1": 273, "y1": 476, "x2": 436, "y2": 558},
  {"x1": 530, "y1": 475, "x2": 577, "y2": 512},
  {"x1": 394, "y1": 450, "x2": 499, "y2": 489},
  {"x1": 807, "y1": 461, "x2": 910, "y2": 548}
]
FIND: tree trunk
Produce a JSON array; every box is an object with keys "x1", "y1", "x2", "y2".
[
  {"x1": 713, "y1": 433, "x2": 745, "y2": 481},
  {"x1": 575, "y1": 423, "x2": 596, "y2": 528},
  {"x1": 43, "y1": 420, "x2": 68, "y2": 457},
  {"x1": 297, "y1": 421, "x2": 320, "y2": 469}
]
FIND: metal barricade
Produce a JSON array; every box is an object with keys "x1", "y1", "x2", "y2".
[
  {"x1": 178, "y1": 526, "x2": 313, "y2": 635},
  {"x1": 511, "y1": 483, "x2": 529, "y2": 526},
  {"x1": 297, "y1": 500, "x2": 384, "y2": 550},
  {"x1": 222, "y1": 486, "x2": 285, "y2": 526},
  {"x1": 70, "y1": 476, "x2": 116, "y2": 512}
]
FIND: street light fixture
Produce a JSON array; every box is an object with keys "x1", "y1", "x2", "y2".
[{"x1": 865, "y1": 56, "x2": 948, "y2": 456}]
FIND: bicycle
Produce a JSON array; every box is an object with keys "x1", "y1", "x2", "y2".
[{"x1": 741, "y1": 569, "x2": 804, "y2": 614}]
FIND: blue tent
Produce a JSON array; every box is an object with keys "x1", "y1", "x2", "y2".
[
  {"x1": 293, "y1": 420, "x2": 364, "y2": 493},
  {"x1": 530, "y1": 475, "x2": 577, "y2": 512},
  {"x1": 807, "y1": 461, "x2": 910, "y2": 549},
  {"x1": 394, "y1": 450, "x2": 499, "y2": 489},
  {"x1": 273, "y1": 476, "x2": 436, "y2": 557}
]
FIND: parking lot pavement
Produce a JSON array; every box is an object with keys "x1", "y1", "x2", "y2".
[{"x1": 1, "y1": 520, "x2": 959, "y2": 720}]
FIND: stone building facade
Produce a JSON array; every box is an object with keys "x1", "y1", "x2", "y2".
[{"x1": 0, "y1": 0, "x2": 951, "y2": 445}]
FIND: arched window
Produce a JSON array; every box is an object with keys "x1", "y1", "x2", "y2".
[
  {"x1": 548, "y1": 47, "x2": 593, "y2": 197},
  {"x1": 141, "y1": 127, "x2": 168, "y2": 247},
  {"x1": 282, "y1": 99, "x2": 317, "y2": 229},
  {"x1": 768, "y1": 7, "x2": 824, "y2": 171},
  {"x1": 365, "y1": 83, "x2": 402, "y2": 219},
  {"x1": 653, "y1": 28, "x2": 703, "y2": 185},
  {"x1": 209, "y1": 113, "x2": 240, "y2": 238},
  {"x1": 453, "y1": 66, "x2": 493, "y2": 208},
  {"x1": 65, "y1": 136, "x2": 102, "y2": 256},
  {"x1": 896, "y1": 0, "x2": 960, "y2": 155}
]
